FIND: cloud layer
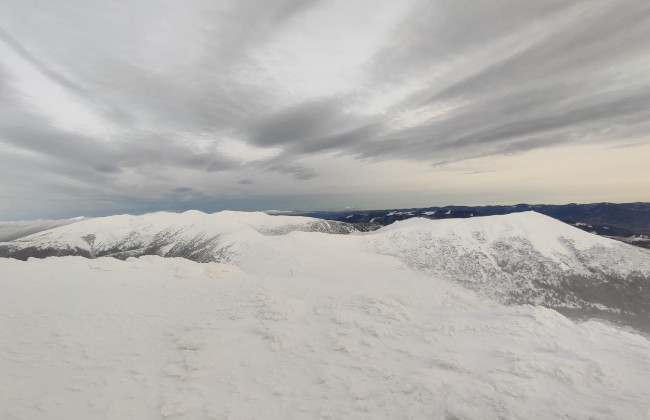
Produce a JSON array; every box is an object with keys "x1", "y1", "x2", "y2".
[{"x1": 1, "y1": 0, "x2": 649, "y2": 218}]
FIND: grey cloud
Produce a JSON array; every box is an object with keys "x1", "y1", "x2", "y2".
[
  {"x1": 464, "y1": 170, "x2": 496, "y2": 176},
  {"x1": 418, "y1": 6, "x2": 649, "y2": 107},
  {"x1": 172, "y1": 187, "x2": 194, "y2": 193},
  {"x1": 240, "y1": 0, "x2": 650, "y2": 167},
  {"x1": 609, "y1": 141, "x2": 650, "y2": 150},
  {"x1": 0, "y1": 0, "x2": 322, "y2": 135},
  {"x1": 5, "y1": 0, "x2": 646, "y2": 168},
  {"x1": 0, "y1": 122, "x2": 118, "y2": 170},
  {"x1": 94, "y1": 164, "x2": 122, "y2": 174},
  {"x1": 0, "y1": 0, "x2": 648, "y2": 218},
  {"x1": 248, "y1": 100, "x2": 337, "y2": 146},
  {"x1": 292, "y1": 122, "x2": 385, "y2": 156},
  {"x1": 206, "y1": 158, "x2": 239, "y2": 173},
  {"x1": 367, "y1": 0, "x2": 569, "y2": 89},
  {"x1": 416, "y1": 87, "x2": 649, "y2": 157},
  {"x1": 339, "y1": 0, "x2": 650, "y2": 161},
  {"x1": 0, "y1": 27, "x2": 135, "y2": 127},
  {"x1": 269, "y1": 162, "x2": 318, "y2": 181},
  {"x1": 246, "y1": 99, "x2": 366, "y2": 147},
  {"x1": 245, "y1": 98, "x2": 384, "y2": 163},
  {"x1": 0, "y1": 27, "x2": 87, "y2": 96},
  {"x1": 0, "y1": 120, "x2": 229, "y2": 175},
  {"x1": 0, "y1": 113, "x2": 242, "y2": 197},
  {"x1": 431, "y1": 160, "x2": 453, "y2": 168}
]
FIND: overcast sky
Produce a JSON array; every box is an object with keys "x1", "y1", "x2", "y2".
[{"x1": 1, "y1": 0, "x2": 649, "y2": 220}]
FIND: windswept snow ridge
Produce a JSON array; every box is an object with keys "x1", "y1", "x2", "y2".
[{"x1": 1, "y1": 256, "x2": 650, "y2": 419}]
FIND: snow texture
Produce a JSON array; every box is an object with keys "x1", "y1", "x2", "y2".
[
  {"x1": 372, "y1": 212, "x2": 650, "y2": 331},
  {"x1": 2, "y1": 254, "x2": 650, "y2": 419}
]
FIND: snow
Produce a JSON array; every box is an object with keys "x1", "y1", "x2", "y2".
[
  {"x1": 2, "y1": 211, "x2": 650, "y2": 419},
  {"x1": 0, "y1": 256, "x2": 648, "y2": 420},
  {"x1": 1, "y1": 256, "x2": 649, "y2": 419},
  {"x1": 3, "y1": 210, "x2": 359, "y2": 257},
  {"x1": 376, "y1": 212, "x2": 618, "y2": 261},
  {"x1": 0, "y1": 217, "x2": 88, "y2": 242},
  {"x1": 370, "y1": 212, "x2": 650, "y2": 318},
  {"x1": 3, "y1": 211, "x2": 649, "y2": 323},
  {"x1": 2, "y1": 210, "x2": 649, "y2": 322},
  {"x1": 385, "y1": 211, "x2": 413, "y2": 217},
  {"x1": 629, "y1": 235, "x2": 649, "y2": 242}
]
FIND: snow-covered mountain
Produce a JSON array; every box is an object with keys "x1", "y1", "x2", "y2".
[
  {"x1": 0, "y1": 216, "x2": 88, "y2": 242},
  {"x1": 0, "y1": 210, "x2": 368, "y2": 262},
  {"x1": 371, "y1": 212, "x2": 650, "y2": 332},
  {"x1": 2, "y1": 210, "x2": 650, "y2": 419},
  {"x1": 299, "y1": 202, "x2": 650, "y2": 249},
  {"x1": 1, "y1": 210, "x2": 649, "y2": 332}
]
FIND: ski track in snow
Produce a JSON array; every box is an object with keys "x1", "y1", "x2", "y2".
[{"x1": 1, "y1": 254, "x2": 650, "y2": 420}]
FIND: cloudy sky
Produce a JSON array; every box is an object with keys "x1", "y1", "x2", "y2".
[{"x1": 1, "y1": 0, "x2": 649, "y2": 220}]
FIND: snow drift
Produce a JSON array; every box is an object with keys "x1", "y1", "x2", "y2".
[{"x1": 1, "y1": 256, "x2": 650, "y2": 419}]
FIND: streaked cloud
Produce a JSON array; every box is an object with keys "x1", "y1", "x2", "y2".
[{"x1": 0, "y1": 0, "x2": 648, "y2": 219}]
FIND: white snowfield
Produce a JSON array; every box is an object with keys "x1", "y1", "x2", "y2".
[{"x1": 1, "y1": 211, "x2": 650, "y2": 419}]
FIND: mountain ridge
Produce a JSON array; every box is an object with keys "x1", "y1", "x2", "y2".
[
  {"x1": 296, "y1": 202, "x2": 650, "y2": 249},
  {"x1": 1, "y1": 210, "x2": 649, "y2": 333}
]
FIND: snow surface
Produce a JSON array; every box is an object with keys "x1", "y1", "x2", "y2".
[
  {"x1": 0, "y1": 217, "x2": 88, "y2": 242},
  {"x1": 2, "y1": 256, "x2": 650, "y2": 419},
  {"x1": 1, "y1": 211, "x2": 650, "y2": 419}
]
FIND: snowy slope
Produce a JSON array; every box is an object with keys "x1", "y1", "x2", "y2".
[
  {"x1": 1, "y1": 210, "x2": 649, "y2": 331},
  {"x1": 1, "y1": 255, "x2": 650, "y2": 420},
  {"x1": 0, "y1": 216, "x2": 88, "y2": 241},
  {"x1": 0, "y1": 210, "x2": 365, "y2": 262},
  {"x1": 371, "y1": 212, "x2": 650, "y2": 331}
]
